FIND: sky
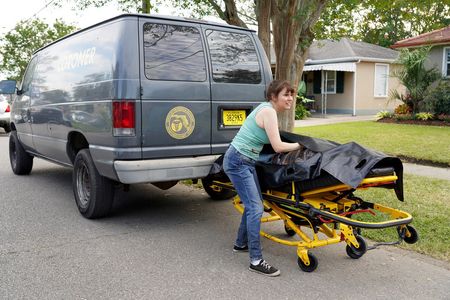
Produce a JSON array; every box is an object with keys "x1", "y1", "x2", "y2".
[
  {"x1": 0, "y1": 0, "x2": 220, "y2": 36},
  {"x1": 0, "y1": 0, "x2": 224, "y2": 79}
]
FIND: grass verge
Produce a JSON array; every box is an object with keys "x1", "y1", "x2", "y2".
[
  {"x1": 353, "y1": 174, "x2": 450, "y2": 262},
  {"x1": 294, "y1": 121, "x2": 450, "y2": 166}
]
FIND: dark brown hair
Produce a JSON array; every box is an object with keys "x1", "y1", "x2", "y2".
[{"x1": 266, "y1": 80, "x2": 295, "y2": 101}]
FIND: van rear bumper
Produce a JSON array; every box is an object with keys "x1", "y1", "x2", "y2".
[{"x1": 113, "y1": 155, "x2": 221, "y2": 184}]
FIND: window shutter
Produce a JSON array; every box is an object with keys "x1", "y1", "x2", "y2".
[
  {"x1": 313, "y1": 71, "x2": 321, "y2": 94},
  {"x1": 336, "y1": 71, "x2": 344, "y2": 93}
]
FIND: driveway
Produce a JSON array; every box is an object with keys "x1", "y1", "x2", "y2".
[{"x1": 0, "y1": 130, "x2": 449, "y2": 299}]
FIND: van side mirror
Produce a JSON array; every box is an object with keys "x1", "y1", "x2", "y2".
[{"x1": 0, "y1": 80, "x2": 17, "y2": 94}]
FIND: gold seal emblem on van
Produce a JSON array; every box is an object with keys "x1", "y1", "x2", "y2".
[{"x1": 165, "y1": 106, "x2": 195, "y2": 139}]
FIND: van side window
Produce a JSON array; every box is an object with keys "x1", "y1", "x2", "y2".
[
  {"x1": 206, "y1": 30, "x2": 261, "y2": 84},
  {"x1": 20, "y1": 56, "x2": 38, "y2": 95},
  {"x1": 143, "y1": 23, "x2": 206, "y2": 82}
]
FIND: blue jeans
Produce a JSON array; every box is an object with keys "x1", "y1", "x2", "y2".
[{"x1": 223, "y1": 145, "x2": 263, "y2": 262}]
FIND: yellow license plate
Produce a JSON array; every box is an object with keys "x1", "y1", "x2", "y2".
[{"x1": 223, "y1": 110, "x2": 246, "y2": 126}]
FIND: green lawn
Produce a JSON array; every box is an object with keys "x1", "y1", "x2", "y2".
[
  {"x1": 293, "y1": 121, "x2": 450, "y2": 261},
  {"x1": 353, "y1": 174, "x2": 450, "y2": 262},
  {"x1": 294, "y1": 121, "x2": 450, "y2": 166}
]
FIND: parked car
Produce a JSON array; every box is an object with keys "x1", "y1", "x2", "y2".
[
  {"x1": 0, "y1": 94, "x2": 11, "y2": 133},
  {"x1": 0, "y1": 14, "x2": 272, "y2": 218}
]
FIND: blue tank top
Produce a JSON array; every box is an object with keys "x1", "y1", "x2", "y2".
[{"x1": 231, "y1": 102, "x2": 272, "y2": 160}]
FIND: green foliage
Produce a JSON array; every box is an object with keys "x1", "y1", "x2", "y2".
[
  {"x1": 422, "y1": 80, "x2": 450, "y2": 115},
  {"x1": 394, "y1": 114, "x2": 413, "y2": 121},
  {"x1": 295, "y1": 103, "x2": 311, "y2": 120},
  {"x1": 415, "y1": 112, "x2": 434, "y2": 121},
  {"x1": 394, "y1": 103, "x2": 412, "y2": 115},
  {"x1": 0, "y1": 19, "x2": 76, "y2": 80},
  {"x1": 375, "y1": 110, "x2": 393, "y2": 120},
  {"x1": 390, "y1": 46, "x2": 441, "y2": 113},
  {"x1": 295, "y1": 81, "x2": 313, "y2": 120},
  {"x1": 315, "y1": 0, "x2": 450, "y2": 47}
]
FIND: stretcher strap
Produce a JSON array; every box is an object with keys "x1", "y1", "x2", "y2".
[{"x1": 286, "y1": 182, "x2": 303, "y2": 208}]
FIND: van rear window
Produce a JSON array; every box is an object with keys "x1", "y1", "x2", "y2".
[
  {"x1": 206, "y1": 30, "x2": 261, "y2": 84},
  {"x1": 143, "y1": 23, "x2": 206, "y2": 82}
]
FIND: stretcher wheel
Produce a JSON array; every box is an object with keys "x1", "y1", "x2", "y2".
[
  {"x1": 201, "y1": 176, "x2": 237, "y2": 200},
  {"x1": 398, "y1": 225, "x2": 419, "y2": 244},
  {"x1": 297, "y1": 253, "x2": 318, "y2": 272},
  {"x1": 284, "y1": 224, "x2": 296, "y2": 236},
  {"x1": 346, "y1": 235, "x2": 367, "y2": 259}
]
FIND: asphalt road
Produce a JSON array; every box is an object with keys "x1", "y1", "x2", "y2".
[{"x1": 1, "y1": 130, "x2": 449, "y2": 300}]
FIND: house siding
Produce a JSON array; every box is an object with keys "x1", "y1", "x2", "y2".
[
  {"x1": 310, "y1": 72, "x2": 354, "y2": 112},
  {"x1": 305, "y1": 62, "x2": 404, "y2": 115},
  {"x1": 426, "y1": 45, "x2": 446, "y2": 74},
  {"x1": 354, "y1": 62, "x2": 403, "y2": 114}
]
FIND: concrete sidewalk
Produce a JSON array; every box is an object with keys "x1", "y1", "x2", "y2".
[
  {"x1": 403, "y1": 163, "x2": 450, "y2": 181},
  {"x1": 295, "y1": 113, "x2": 376, "y2": 127},
  {"x1": 294, "y1": 114, "x2": 450, "y2": 181}
]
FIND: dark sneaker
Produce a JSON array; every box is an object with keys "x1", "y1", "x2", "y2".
[
  {"x1": 233, "y1": 245, "x2": 249, "y2": 253},
  {"x1": 249, "y1": 260, "x2": 280, "y2": 277}
]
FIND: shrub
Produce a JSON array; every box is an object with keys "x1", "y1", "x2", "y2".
[
  {"x1": 436, "y1": 114, "x2": 450, "y2": 122},
  {"x1": 295, "y1": 103, "x2": 311, "y2": 120},
  {"x1": 375, "y1": 110, "x2": 393, "y2": 120},
  {"x1": 390, "y1": 46, "x2": 441, "y2": 113},
  {"x1": 395, "y1": 114, "x2": 413, "y2": 121},
  {"x1": 423, "y1": 80, "x2": 450, "y2": 115},
  {"x1": 415, "y1": 112, "x2": 434, "y2": 121},
  {"x1": 394, "y1": 103, "x2": 412, "y2": 115}
]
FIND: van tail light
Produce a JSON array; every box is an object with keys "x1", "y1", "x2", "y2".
[
  {"x1": 5, "y1": 105, "x2": 10, "y2": 113},
  {"x1": 113, "y1": 101, "x2": 135, "y2": 136}
]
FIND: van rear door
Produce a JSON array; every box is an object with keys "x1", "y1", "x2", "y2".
[
  {"x1": 202, "y1": 27, "x2": 270, "y2": 154},
  {"x1": 139, "y1": 18, "x2": 211, "y2": 159}
]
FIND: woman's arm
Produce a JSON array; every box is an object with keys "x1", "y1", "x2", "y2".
[{"x1": 257, "y1": 108, "x2": 300, "y2": 153}]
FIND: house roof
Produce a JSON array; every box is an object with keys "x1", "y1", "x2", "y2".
[
  {"x1": 306, "y1": 38, "x2": 399, "y2": 64},
  {"x1": 391, "y1": 25, "x2": 450, "y2": 49}
]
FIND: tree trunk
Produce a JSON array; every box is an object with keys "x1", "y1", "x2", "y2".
[
  {"x1": 272, "y1": 0, "x2": 328, "y2": 131},
  {"x1": 223, "y1": 0, "x2": 249, "y2": 28},
  {"x1": 255, "y1": 0, "x2": 272, "y2": 62},
  {"x1": 141, "y1": 0, "x2": 151, "y2": 13}
]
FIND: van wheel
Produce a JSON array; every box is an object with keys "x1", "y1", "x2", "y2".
[
  {"x1": 9, "y1": 131, "x2": 33, "y2": 175},
  {"x1": 73, "y1": 149, "x2": 114, "y2": 219},
  {"x1": 202, "y1": 175, "x2": 236, "y2": 200}
]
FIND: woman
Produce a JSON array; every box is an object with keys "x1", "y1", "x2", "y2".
[{"x1": 223, "y1": 80, "x2": 301, "y2": 277}]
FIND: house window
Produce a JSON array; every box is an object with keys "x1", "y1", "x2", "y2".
[
  {"x1": 374, "y1": 63, "x2": 389, "y2": 97},
  {"x1": 444, "y1": 47, "x2": 450, "y2": 78},
  {"x1": 324, "y1": 71, "x2": 336, "y2": 94}
]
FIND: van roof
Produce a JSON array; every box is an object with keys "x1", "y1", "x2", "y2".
[{"x1": 35, "y1": 13, "x2": 255, "y2": 54}]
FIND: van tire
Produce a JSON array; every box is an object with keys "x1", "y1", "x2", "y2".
[
  {"x1": 202, "y1": 175, "x2": 237, "y2": 200},
  {"x1": 73, "y1": 149, "x2": 114, "y2": 219},
  {"x1": 9, "y1": 131, "x2": 33, "y2": 175}
]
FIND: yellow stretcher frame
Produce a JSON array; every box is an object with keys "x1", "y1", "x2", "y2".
[{"x1": 211, "y1": 174, "x2": 417, "y2": 272}]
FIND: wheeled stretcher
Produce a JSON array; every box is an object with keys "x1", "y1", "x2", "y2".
[{"x1": 204, "y1": 134, "x2": 418, "y2": 272}]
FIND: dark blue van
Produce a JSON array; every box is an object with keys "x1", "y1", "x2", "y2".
[{"x1": 1, "y1": 14, "x2": 272, "y2": 218}]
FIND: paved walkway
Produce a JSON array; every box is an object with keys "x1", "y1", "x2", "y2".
[
  {"x1": 295, "y1": 113, "x2": 376, "y2": 127},
  {"x1": 295, "y1": 114, "x2": 450, "y2": 181},
  {"x1": 403, "y1": 163, "x2": 450, "y2": 181}
]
